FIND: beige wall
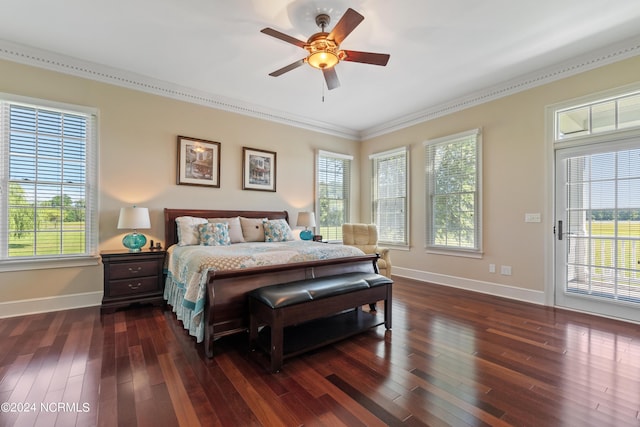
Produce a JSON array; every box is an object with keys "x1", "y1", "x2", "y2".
[
  {"x1": 0, "y1": 59, "x2": 360, "y2": 305},
  {"x1": 1, "y1": 54, "x2": 639, "y2": 310},
  {"x1": 361, "y1": 55, "x2": 640, "y2": 294}
]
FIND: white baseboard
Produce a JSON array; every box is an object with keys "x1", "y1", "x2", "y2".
[
  {"x1": 0, "y1": 269, "x2": 546, "y2": 319},
  {"x1": 393, "y1": 267, "x2": 546, "y2": 305},
  {"x1": 0, "y1": 291, "x2": 103, "y2": 318}
]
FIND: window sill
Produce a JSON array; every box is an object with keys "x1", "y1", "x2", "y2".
[
  {"x1": 425, "y1": 248, "x2": 483, "y2": 259},
  {"x1": 0, "y1": 255, "x2": 101, "y2": 272},
  {"x1": 381, "y1": 244, "x2": 410, "y2": 251}
]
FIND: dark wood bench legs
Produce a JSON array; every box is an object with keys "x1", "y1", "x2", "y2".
[{"x1": 249, "y1": 309, "x2": 285, "y2": 372}]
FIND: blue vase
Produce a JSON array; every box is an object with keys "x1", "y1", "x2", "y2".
[
  {"x1": 300, "y1": 229, "x2": 314, "y2": 241},
  {"x1": 123, "y1": 232, "x2": 147, "y2": 252}
]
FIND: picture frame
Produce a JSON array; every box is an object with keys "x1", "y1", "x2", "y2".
[
  {"x1": 242, "y1": 147, "x2": 276, "y2": 192},
  {"x1": 177, "y1": 136, "x2": 221, "y2": 187}
]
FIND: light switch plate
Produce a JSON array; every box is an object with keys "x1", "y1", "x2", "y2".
[{"x1": 525, "y1": 213, "x2": 541, "y2": 223}]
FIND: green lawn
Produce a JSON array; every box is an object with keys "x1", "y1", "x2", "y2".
[
  {"x1": 589, "y1": 220, "x2": 640, "y2": 237},
  {"x1": 8, "y1": 221, "x2": 85, "y2": 256}
]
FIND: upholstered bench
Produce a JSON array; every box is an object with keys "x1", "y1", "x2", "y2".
[{"x1": 248, "y1": 271, "x2": 392, "y2": 372}]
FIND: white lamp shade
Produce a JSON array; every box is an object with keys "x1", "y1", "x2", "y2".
[
  {"x1": 296, "y1": 211, "x2": 316, "y2": 228},
  {"x1": 117, "y1": 207, "x2": 151, "y2": 230}
]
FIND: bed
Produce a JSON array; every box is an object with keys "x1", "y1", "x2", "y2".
[{"x1": 163, "y1": 208, "x2": 379, "y2": 357}]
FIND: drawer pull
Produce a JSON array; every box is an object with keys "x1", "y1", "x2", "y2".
[
  {"x1": 128, "y1": 283, "x2": 142, "y2": 290},
  {"x1": 128, "y1": 267, "x2": 143, "y2": 274}
]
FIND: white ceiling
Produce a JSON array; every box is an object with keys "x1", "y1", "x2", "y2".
[{"x1": 1, "y1": 0, "x2": 640, "y2": 139}]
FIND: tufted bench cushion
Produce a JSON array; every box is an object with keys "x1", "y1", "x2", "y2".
[{"x1": 249, "y1": 272, "x2": 390, "y2": 309}]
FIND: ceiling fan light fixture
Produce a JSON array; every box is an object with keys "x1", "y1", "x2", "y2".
[
  {"x1": 307, "y1": 50, "x2": 339, "y2": 69},
  {"x1": 261, "y1": 8, "x2": 389, "y2": 89}
]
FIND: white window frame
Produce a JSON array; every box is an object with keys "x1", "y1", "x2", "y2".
[
  {"x1": 315, "y1": 150, "x2": 352, "y2": 242},
  {"x1": 555, "y1": 87, "x2": 640, "y2": 142},
  {"x1": 370, "y1": 146, "x2": 409, "y2": 247},
  {"x1": 0, "y1": 93, "x2": 99, "y2": 271},
  {"x1": 424, "y1": 128, "x2": 482, "y2": 257},
  {"x1": 544, "y1": 81, "x2": 640, "y2": 308}
]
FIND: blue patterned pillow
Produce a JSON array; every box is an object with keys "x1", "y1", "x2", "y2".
[
  {"x1": 198, "y1": 222, "x2": 231, "y2": 246},
  {"x1": 263, "y1": 219, "x2": 294, "y2": 242}
]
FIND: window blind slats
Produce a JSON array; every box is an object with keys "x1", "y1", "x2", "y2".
[
  {"x1": 316, "y1": 151, "x2": 351, "y2": 241},
  {"x1": 1, "y1": 99, "x2": 97, "y2": 260},
  {"x1": 425, "y1": 130, "x2": 481, "y2": 252},
  {"x1": 371, "y1": 147, "x2": 408, "y2": 246}
]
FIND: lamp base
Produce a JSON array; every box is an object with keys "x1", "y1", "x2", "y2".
[
  {"x1": 300, "y1": 229, "x2": 314, "y2": 241},
  {"x1": 122, "y1": 232, "x2": 147, "y2": 252}
]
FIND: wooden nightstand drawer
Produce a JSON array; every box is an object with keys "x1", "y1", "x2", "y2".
[
  {"x1": 109, "y1": 260, "x2": 159, "y2": 280},
  {"x1": 108, "y1": 276, "x2": 159, "y2": 297},
  {"x1": 101, "y1": 249, "x2": 166, "y2": 312}
]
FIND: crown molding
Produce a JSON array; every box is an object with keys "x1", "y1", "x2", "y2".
[
  {"x1": 1, "y1": 36, "x2": 639, "y2": 142},
  {"x1": 0, "y1": 39, "x2": 360, "y2": 141},
  {"x1": 359, "y1": 35, "x2": 640, "y2": 140}
]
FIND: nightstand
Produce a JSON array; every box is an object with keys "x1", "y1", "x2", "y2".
[{"x1": 101, "y1": 249, "x2": 166, "y2": 312}]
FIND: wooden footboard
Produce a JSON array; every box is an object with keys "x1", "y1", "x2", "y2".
[
  {"x1": 203, "y1": 254, "x2": 380, "y2": 357},
  {"x1": 162, "y1": 208, "x2": 379, "y2": 357}
]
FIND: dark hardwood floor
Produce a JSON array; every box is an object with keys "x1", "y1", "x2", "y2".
[{"x1": 1, "y1": 277, "x2": 639, "y2": 426}]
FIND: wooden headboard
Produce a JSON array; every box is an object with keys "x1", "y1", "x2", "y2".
[{"x1": 164, "y1": 208, "x2": 289, "y2": 247}]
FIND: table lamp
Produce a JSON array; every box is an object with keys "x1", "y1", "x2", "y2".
[
  {"x1": 296, "y1": 211, "x2": 316, "y2": 241},
  {"x1": 117, "y1": 206, "x2": 151, "y2": 252}
]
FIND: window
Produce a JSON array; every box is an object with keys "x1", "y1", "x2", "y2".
[
  {"x1": 316, "y1": 150, "x2": 352, "y2": 241},
  {"x1": 370, "y1": 147, "x2": 409, "y2": 246},
  {"x1": 556, "y1": 90, "x2": 640, "y2": 140},
  {"x1": 424, "y1": 129, "x2": 482, "y2": 254},
  {"x1": 0, "y1": 94, "x2": 98, "y2": 269}
]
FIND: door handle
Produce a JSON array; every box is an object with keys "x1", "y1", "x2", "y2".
[
  {"x1": 557, "y1": 220, "x2": 577, "y2": 240},
  {"x1": 558, "y1": 220, "x2": 563, "y2": 240}
]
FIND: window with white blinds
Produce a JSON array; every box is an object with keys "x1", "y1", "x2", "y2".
[
  {"x1": 424, "y1": 129, "x2": 482, "y2": 254},
  {"x1": 370, "y1": 147, "x2": 409, "y2": 246},
  {"x1": 316, "y1": 150, "x2": 352, "y2": 241},
  {"x1": 0, "y1": 95, "x2": 98, "y2": 267}
]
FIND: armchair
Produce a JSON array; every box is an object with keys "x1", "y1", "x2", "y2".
[{"x1": 342, "y1": 223, "x2": 391, "y2": 279}]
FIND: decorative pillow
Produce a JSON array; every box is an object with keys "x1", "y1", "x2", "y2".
[
  {"x1": 263, "y1": 219, "x2": 294, "y2": 242},
  {"x1": 208, "y1": 216, "x2": 244, "y2": 243},
  {"x1": 197, "y1": 222, "x2": 231, "y2": 246},
  {"x1": 175, "y1": 216, "x2": 208, "y2": 246},
  {"x1": 240, "y1": 217, "x2": 267, "y2": 242}
]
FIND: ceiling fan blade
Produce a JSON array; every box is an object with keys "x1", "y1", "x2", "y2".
[
  {"x1": 328, "y1": 8, "x2": 364, "y2": 44},
  {"x1": 269, "y1": 59, "x2": 306, "y2": 77},
  {"x1": 341, "y1": 50, "x2": 390, "y2": 66},
  {"x1": 322, "y1": 67, "x2": 340, "y2": 90},
  {"x1": 260, "y1": 28, "x2": 306, "y2": 48}
]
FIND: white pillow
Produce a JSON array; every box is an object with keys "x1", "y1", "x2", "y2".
[
  {"x1": 208, "y1": 216, "x2": 245, "y2": 243},
  {"x1": 175, "y1": 216, "x2": 207, "y2": 246},
  {"x1": 240, "y1": 217, "x2": 267, "y2": 242}
]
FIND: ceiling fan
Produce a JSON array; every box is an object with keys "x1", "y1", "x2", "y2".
[{"x1": 260, "y1": 8, "x2": 390, "y2": 90}]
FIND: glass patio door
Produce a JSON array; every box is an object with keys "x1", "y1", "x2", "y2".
[{"x1": 555, "y1": 140, "x2": 640, "y2": 322}]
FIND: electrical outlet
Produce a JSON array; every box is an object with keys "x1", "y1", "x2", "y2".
[
  {"x1": 489, "y1": 264, "x2": 496, "y2": 273},
  {"x1": 500, "y1": 265, "x2": 512, "y2": 275}
]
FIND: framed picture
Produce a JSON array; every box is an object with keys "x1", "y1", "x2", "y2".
[
  {"x1": 177, "y1": 136, "x2": 221, "y2": 187},
  {"x1": 242, "y1": 147, "x2": 276, "y2": 192}
]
